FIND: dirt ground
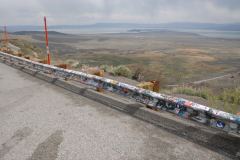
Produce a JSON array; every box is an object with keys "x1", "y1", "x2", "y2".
[{"x1": 8, "y1": 30, "x2": 240, "y2": 85}]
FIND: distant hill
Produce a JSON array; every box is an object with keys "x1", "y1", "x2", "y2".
[
  {"x1": 2, "y1": 22, "x2": 240, "y2": 32},
  {"x1": 82, "y1": 22, "x2": 240, "y2": 31},
  {"x1": 160, "y1": 22, "x2": 240, "y2": 31},
  {"x1": 127, "y1": 29, "x2": 200, "y2": 36},
  {"x1": 12, "y1": 31, "x2": 68, "y2": 36}
]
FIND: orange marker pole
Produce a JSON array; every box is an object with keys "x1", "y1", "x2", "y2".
[
  {"x1": 4, "y1": 26, "x2": 8, "y2": 44},
  {"x1": 44, "y1": 16, "x2": 51, "y2": 65}
]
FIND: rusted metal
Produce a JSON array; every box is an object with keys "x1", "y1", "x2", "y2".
[
  {"x1": 44, "y1": 16, "x2": 51, "y2": 65},
  {"x1": 137, "y1": 80, "x2": 160, "y2": 92},
  {"x1": 55, "y1": 64, "x2": 68, "y2": 69},
  {"x1": 24, "y1": 55, "x2": 30, "y2": 60}
]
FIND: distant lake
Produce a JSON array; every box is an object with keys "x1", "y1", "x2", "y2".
[
  {"x1": 52, "y1": 28, "x2": 128, "y2": 35},
  {"x1": 50, "y1": 27, "x2": 240, "y2": 39},
  {"x1": 173, "y1": 29, "x2": 240, "y2": 39}
]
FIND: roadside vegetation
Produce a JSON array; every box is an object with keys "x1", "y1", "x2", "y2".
[
  {"x1": 164, "y1": 86, "x2": 240, "y2": 114},
  {"x1": 219, "y1": 87, "x2": 240, "y2": 114},
  {"x1": 9, "y1": 39, "x2": 45, "y2": 61},
  {"x1": 100, "y1": 65, "x2": 132, "y2": 78},
  {"x1": 10, "y1": 39, "x2": 43, "y2": 56},
  {"x1": 167, "y1": 86, "x2": 212, "y2": 100}
]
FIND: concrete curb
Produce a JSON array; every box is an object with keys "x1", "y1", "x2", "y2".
[
  {"x1": 83, "y1": 89, "x2": 143, "y2": 112},
  {"x1": 12, "y1": 63, "x2": 25, "y2": 70},
  {"x1": 35, "y1": 72, "x2": 56, "y2": 83},
  {"x1": 55, "y1": 79, "x2": 86, "y2": 94},
  {"x1": 1, "y1": 60, "x2": 240, "y2": 159},
  {"x1": 22, "y1": 67, "x2": 39, "y2": 75}
]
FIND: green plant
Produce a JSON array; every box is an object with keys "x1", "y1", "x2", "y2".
[
  {"x1": 219, "y1": 87, "x2": 240, "y2": 105},
  {"x1": 166, "y1": 86, "x2": 240, "y2": 114},
  {"x1": 219, "y1": 87, "x2": 240, "y2": 114},
  {"x1": 112, "y1": 65, "x2": 132, "y2": 78},
  {"x1": 100, "y1": 65, "x2": 114, "y2": 73},
  {"x1": 170, "y1": 86, "x2": 212, "y2": 100},
  {"x1": 99, "y1": 65, "x2": 132, "y2": 78}
]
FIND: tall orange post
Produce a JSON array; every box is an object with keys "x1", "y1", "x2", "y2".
[
  {"x1": 44, "y1": 16, "x2": 51, "y2": 65},
  {"x1": 3, "y1": 26, "x2": 8, "y2": 44}
]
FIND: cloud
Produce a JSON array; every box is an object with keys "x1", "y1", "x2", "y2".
[{"x1": 0, "y1": 0, "x2": 239, "y2": 25}]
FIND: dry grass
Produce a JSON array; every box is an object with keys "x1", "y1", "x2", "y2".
[{"x1": 164, "y1": 86, "x2": 240, "y2": 114}]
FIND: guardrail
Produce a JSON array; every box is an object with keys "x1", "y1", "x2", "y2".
[{"x1": 0, "y1": 51, "x2": 239, "y2": 135}]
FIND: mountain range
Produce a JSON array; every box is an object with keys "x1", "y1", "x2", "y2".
[{"x1": 1, "y1": 22, "x2": 240, "y2": 32}]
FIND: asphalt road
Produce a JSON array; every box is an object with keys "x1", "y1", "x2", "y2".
[{"x1": 0, "y1": 63, "x2": 230, "y2": 160}]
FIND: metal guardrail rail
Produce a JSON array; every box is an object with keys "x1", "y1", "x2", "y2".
[{"x1": 0, "y1": 51, "x2": 239, "y2": 135}]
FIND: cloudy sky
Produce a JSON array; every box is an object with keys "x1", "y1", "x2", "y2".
[{"x1": 0, "y1": 0, "x2": 240, "y2": 25}]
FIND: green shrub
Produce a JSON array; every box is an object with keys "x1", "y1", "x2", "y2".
[
  {"x1": 112, "y1": 65, "x2": 132, "y2": 78},
  {"x1": 219, "y1": 87, "x2": 240, "y2": 105},
  {"x1": 100, "y1": 65, "x2": 132, "y2": 78},
  {"x1": 100, "y1": 65, "x2": 114, "y2": 73},
  {"x1": 169, "y1": 86, "x2": 240, "y2": 114},
  {"x1": 171, "y1": 86, "x2": 212, "y2": 100}
]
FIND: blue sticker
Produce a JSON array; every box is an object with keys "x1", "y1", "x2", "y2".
[{"x1": 216, "y1": 121, "x2": 225, "y2": 128}]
